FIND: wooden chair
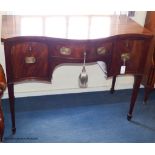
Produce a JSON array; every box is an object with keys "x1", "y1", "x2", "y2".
[{"x1": 0, "y1": 64, "x2": 6, "y2": 142}]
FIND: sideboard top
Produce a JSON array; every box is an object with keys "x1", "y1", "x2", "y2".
[{"x1": 1, "y1": 15, "x2": 153, "y2": 41}]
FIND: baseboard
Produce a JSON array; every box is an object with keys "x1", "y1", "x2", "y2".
[{"x1": 2, "y1": 84, "x2": 141, "y2": 99}]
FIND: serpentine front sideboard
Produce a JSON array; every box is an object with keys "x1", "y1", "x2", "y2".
[{"x1": 0, "y1": 15, "x2": 153, "y2": 140}]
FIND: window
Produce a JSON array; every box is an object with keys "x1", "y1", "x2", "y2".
[
  {"x1": 2, "y1": 11, "x2": 134, "y2": 39},
  {"x1": 67, "y1": 16, "x2": 89, "y2": 39},
  {"x1": 21, "y1": 17, "x2": 43, "y2": 36},
  {"x1": 45, "y1": 17, "x2": 67, "y2": 38},
  {"x1": 19, "y1": 14, "x2": 128, "y2": 39},
  {"x1": 89, "y1": 16, "x2": 111, "y2": 38}
]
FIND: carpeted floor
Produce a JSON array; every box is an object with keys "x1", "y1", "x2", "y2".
[{"x1": 2, "y1": 89, "x2": 155, "y2": 143}]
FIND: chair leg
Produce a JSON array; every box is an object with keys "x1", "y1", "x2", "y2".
[{"x1": 0, "y1": 99, "x2": 4, "y2": 142}]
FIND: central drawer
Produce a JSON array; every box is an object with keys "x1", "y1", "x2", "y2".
[{"x1": 50, "y1": 39, "x2": 113, "y2": 61}]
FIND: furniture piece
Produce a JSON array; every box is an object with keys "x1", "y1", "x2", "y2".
[
  {"x1": 0, "y1": 64, "x2": 6, "y2": 142},
  {"x1": 1, "y1": 15, "x2": 153, "y2": 136},
  {"x1": 141, "y1": 11, "x2": 155, "y2": 103}
]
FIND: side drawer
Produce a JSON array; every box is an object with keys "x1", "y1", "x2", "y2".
[
  {"x1": 111, "y1": 39, "x2": 147, "y2": 75},
  {"x1": 11, "y1": 42, "x2": 49, "y2": 81}
]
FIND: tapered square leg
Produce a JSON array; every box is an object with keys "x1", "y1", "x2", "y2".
[
  {"x1": 110, "y1": 76, "x2": 117, "y2": 94},
  {"x1": 8, "y1": 83, "x2": 16, "y2": 135},
  {"x1": 127, "y1": 75, "x2": 142, "y2": 121}
]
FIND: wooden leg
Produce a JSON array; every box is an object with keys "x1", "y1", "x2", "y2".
[
  {"x1": 127, "y1": 75, "x2": 142, "y2": 121},
  {"x1": 8, "y1": 83, "x2": 16, "y2": 134},
  {"x1": 110, "y1": 76, "x2": 117, "y2": 94},
  {"x1": 0, "y1": 99, "x2": 4, "y2": 142}
]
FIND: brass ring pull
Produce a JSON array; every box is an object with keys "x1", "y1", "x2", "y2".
[
  {"x1": 60, "y1": 47, "x2": 71, "y2": 55},
  {"x1": 97, "y1": 47, "x2": 107, "y2": 55},
  {"x1": 79, "y1": 52, "x2": 88, "y2": 88}
]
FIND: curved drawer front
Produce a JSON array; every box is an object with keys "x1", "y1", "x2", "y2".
[
  {"x1": 3, "y1": 36, "x2": 151, "y2": 80},
  {"x1": 50, "y1": 39, "x2": 113, "y2": 61},
  {"x1": 11, "y1": 42, "x2": 49, "y2": 81},
  {"x1": 110, "y1": 38, "x2": 147, "y2": 75}
]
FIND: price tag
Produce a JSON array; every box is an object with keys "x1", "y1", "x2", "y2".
[{"x1": 120, "y1": 65, "x2": 126, "y2": 74}]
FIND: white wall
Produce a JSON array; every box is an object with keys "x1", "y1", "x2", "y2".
[
  {"x1": 0, "y1": 11, "x2": 146, "y2": 98},
  {"x1": 131, "y1": 11, "x2": 147, "y2": 26}
]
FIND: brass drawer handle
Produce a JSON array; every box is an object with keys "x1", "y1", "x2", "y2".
[
  {"x1": 25, "y1": 56, "x2": 36, "y2": 64},
  {"x1": 97, "y1": 47, "x2": 107, "y2": 55},
  {"x1": 120, "y1": 53, "x2": 130, "y2": 74},
  {"x1": 121, "y1": 53, "x2": 130, "y2": 62},
  {"x1": 60, "y1": 47, "x2": 71, "y2": 55}
]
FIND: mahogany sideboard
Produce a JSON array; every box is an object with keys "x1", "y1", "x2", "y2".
[
  {"x1": 0, "y1": 15, "x2": 153, "y2": 141},
  {"x1": 0, "y1": 64, "x2": 6, "y2": 142}
]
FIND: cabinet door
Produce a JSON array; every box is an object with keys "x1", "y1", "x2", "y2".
[
  {"x1": 110, "y1": 38, "x2": 148, "y2": 76},
  {"x1": 11, "y1": 42, "x2": 50, "y2": 82}
]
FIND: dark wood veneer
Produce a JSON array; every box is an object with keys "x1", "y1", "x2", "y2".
[{"x1": 0, "y1": 15, "x2": 153, "y2": 141}]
